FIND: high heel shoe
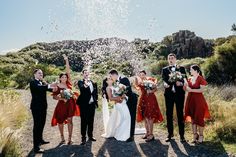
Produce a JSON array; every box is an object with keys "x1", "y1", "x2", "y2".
[
  {"x1": 67, "y1": 135, "x2": 73, "y2": 145},
  {"x1": 198, "y1": 135, "x2": 204, "y2": 143},
  {"x1": 142, "y1": 134, "x2": 148, "y2": 139},
  {"x1": 145, "y1": 135, "x2": 154, "y2": 142},
  {"x1": 67, "y1": 140, "x2": 73, "y2": 145},
  {"x1": 60, "y1": 135, "x2": 65, "y2": 144},
  {"x1": 191, "y1": 133, "x2": 199, "y2": 143}
]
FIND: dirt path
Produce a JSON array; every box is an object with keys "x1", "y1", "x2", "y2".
[{"x1": 18, "y1": 90, "x2": 233, "y2": 157}]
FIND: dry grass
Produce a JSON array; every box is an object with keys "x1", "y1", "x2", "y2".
[
  {"x1": 0, "y1": 90, "x2": 29, "y2": 157},
  {"x1": 154, "y1": 85, "x2": 236, "y2": 153}
]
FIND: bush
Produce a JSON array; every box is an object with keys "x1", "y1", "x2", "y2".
[
  {"x1": 150, "y1": 60, "x2": 168, "y2": 75},
  {"x1": 14, "y1": 64, "x2": 61, "y2": 88},
  {"x1": 204, "y1": 37, "x2": 236, "y2": 84}
]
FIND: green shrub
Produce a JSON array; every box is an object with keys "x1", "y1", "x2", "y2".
[
  {"x1": 150, "y1": 60, "x2": 168, "y2": 75},
  {"x1": 204, "y1": 37, "x2": 236, "y2": 84}
]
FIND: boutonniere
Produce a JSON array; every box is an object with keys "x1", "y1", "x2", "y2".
[{"x1": 176, "y1": 65, "x2": 181, "y2": 71}]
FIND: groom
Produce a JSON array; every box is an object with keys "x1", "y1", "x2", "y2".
[
  {"x1": 162, "y1": 53, "x2": 186, "y2": 142},
  {"x1": 109, "y1": 69, "x2": 138, "y2": 142}
]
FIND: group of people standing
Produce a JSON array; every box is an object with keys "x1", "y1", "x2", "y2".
[{"x1": 29, "y1": 53, "x2": 210, "y2": 154}]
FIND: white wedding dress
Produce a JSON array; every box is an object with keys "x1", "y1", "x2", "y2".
[{"x1": 102, "y1": 87, "x2": 131, "y2": 141}]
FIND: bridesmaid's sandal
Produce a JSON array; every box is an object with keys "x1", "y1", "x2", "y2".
[
  {"x1": 67, "y1": 140, "x2": 73, "y2": 145},
  {"x1": 142, "y1": 134, "x2": 148, "y2": 139},
  {"x1": 191, "y1": 133, "x2": 199, "y2": 143},
  {"x1": 198, "y1": 135, "x2": 204, "y2": 143},
  {"x1": 145, "y1": 134, "x2": 154, "y2": 142},
  {"x1": 60, "y1": 135, "x2": 65, "y2": 144},
  {"x1": 67, "y1": 135, "x2": 73, "y2": 145}
]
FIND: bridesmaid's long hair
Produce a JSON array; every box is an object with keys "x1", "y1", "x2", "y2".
[
  {"x1": 139, "y1": 70, "x2": 147, "y2": 75},
  {"x1": 59, "y1": 73, "x2": 72, "y2": 88},
  {"x1": 191, "y1": 65, "x2": 203, "y2": 76},
  {"x1": 59, "y1": 73, "x2": 69, "y2": 82}
]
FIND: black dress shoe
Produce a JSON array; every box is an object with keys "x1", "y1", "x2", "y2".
[
  {"x1": 180, "y1": 137, "x2": 186, "y2": 143},
  {"x1": 80, "y1": 140, "x2": 86, "y2": 145},
  {"x1": 40, "y1": 140, "x2": 50, "y2": 145},
  {"x1": 126, "y1": 137, "x2": 134, "y2": 142},
  {"x1": 34, "y1": 147, "x2": 44, "y2": 154},
  {"x1": 165, "y1": 135, "x2": 174, "y2": 142},
  {"x1": 89, "y1": 137, "x2": 96, "y2": 141}
]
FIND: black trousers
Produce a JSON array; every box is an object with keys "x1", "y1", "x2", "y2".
[
  {"x1": 127, "y1": 93, "x2": 138, "y2": 137},
  {"x1": 31, "y1": 108, "x2": 47, "y2": 149},
  {"x1": 164, "y1": 93, "x2": 185, "y2": 137},
  {"x1": 80, "y1": 103, "x2": 95, "y2": 139}
]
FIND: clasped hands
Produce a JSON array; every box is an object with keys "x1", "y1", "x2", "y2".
[{"x1": 115, "y1": 94, "x2": 126, "y2": 103}]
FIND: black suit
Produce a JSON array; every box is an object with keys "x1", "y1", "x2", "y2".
[
  {"x1": 162, "y1": 65, "x2": 186, "y2": 138},
  {"x1": 30, "y1": 79, "x2": 52, "y2": 149},
  {"x1": 119, "y1": 76, "x2": 138, "y2": 138},
  {"x1": 77, "y1": 80, "x2": 98, "y2": 140}
]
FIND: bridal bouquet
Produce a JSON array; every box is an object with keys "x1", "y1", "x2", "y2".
[
  {"x1": 112, "y1": 82, "x2": 128, "y2": 97},
  {"x1": 60, "y1": 89, "x2": 74, "y2": 100},
  {"x1": 168, "y1": 71, "x2": 185, "y2": 83},
  {"x1": 143, "y1": 80, "x2": 156, "y2": 90}
]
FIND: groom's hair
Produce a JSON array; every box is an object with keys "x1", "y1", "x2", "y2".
[
  {"x1": 34, "y1": 69, "x2": 42, "y2": 74},
  {"x1": 109, "y1": 69, "x2": 118, "y2": 75},
  {"x1": 168, "y1": 53, "x2": 176, "y2": 58}
]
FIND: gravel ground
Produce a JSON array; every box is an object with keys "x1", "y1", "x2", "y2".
[{"x1": 18, "y1": 90, "x2": 234, "y2": 157}]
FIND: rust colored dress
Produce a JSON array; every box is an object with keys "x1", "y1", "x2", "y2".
[
  {"x1": 51, "y1": 77, "x2": 80, "y2": 126},
  {"x1": 136, "y1": 77, "x2": 164, "y2": 123},
  {"x1": 184, "y1": 75, "x2": 210, "y2": 127}
]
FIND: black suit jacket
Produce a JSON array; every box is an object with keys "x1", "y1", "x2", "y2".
[
  {"x1": 118, "y1": 76, "x2": 138, "y2": 106},
  {"x1": 162, "y1": 65, "x2": 186, "y2": 95},
  {"x1": 30, "y1": 79, "x2": 52, "y2": 110},
  {"x1": 77, "y1": 80, "x2": 98, "y2": 107}
]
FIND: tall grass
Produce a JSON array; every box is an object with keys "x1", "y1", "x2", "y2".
[
  {"x1": 154, "y1": 84, "x2": 236, "y2": 153},
  {"x1": 0, "y1": 90, "x2": 29, "y2": 157}
]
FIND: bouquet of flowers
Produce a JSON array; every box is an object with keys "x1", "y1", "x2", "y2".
[
  {"x1": 112, "y1": 82, "x2": 128, "y2": 97},
  {"x1": 143, "y1": 80, "x2": 156, "y2": 90},
  {"x1": 60, "y1": 89, "x2": 74, "y2": 100},
  {"x1": 168, "y1": 71, "x2": 185, "y2": 83}
]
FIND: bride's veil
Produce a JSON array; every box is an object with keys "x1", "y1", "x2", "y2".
[
  {"x1": 102, "y1": 97, "x2": 109, "y2": 133},
  {"x1": 102, "y1": 77, "x2": 110, "y2": 132}
]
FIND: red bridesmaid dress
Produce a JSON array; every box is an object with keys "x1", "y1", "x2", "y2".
[
  {"x1": 136, "y1": 77, "x2": 163, "y2": 123},
  {"x1": 184, "y1": 75, "x2": 210, "y2": 127},
  {"x1": 51, "y1": 79, "x2": 80, "y2": 126}
]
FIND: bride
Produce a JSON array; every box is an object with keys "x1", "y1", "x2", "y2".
[{"x1": 102, "y1": 76, "x2": 131, "y2": 141}]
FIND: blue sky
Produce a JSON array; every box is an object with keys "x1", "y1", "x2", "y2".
[{"x1": 0, "y1": 0, "x2": 236, "y2": 54}]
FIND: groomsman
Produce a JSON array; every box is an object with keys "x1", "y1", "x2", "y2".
[
  {"x1": 162, "y1": 53, "x2": 187, "y2": 142},
  {"x1": 30, "y1": 69, "x2": 57, "y2": 153},
  {"x1": 77, "y1": 69, "x2": 98, "y2": 145}
]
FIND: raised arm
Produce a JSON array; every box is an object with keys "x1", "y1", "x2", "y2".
[{"x1": 63, "y1": 54, "x2": 71, "y2": 82}]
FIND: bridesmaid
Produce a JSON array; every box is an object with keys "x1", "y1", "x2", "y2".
[
  {"x1": 51, "y1": 54, "x2": 80, "y2": 145},
  {"x1": 184, "y1": 65, "x2": 210, "y2": 143},
  {"x1": 135, "y1": 70, "x2": 163, "y2": 142}
]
